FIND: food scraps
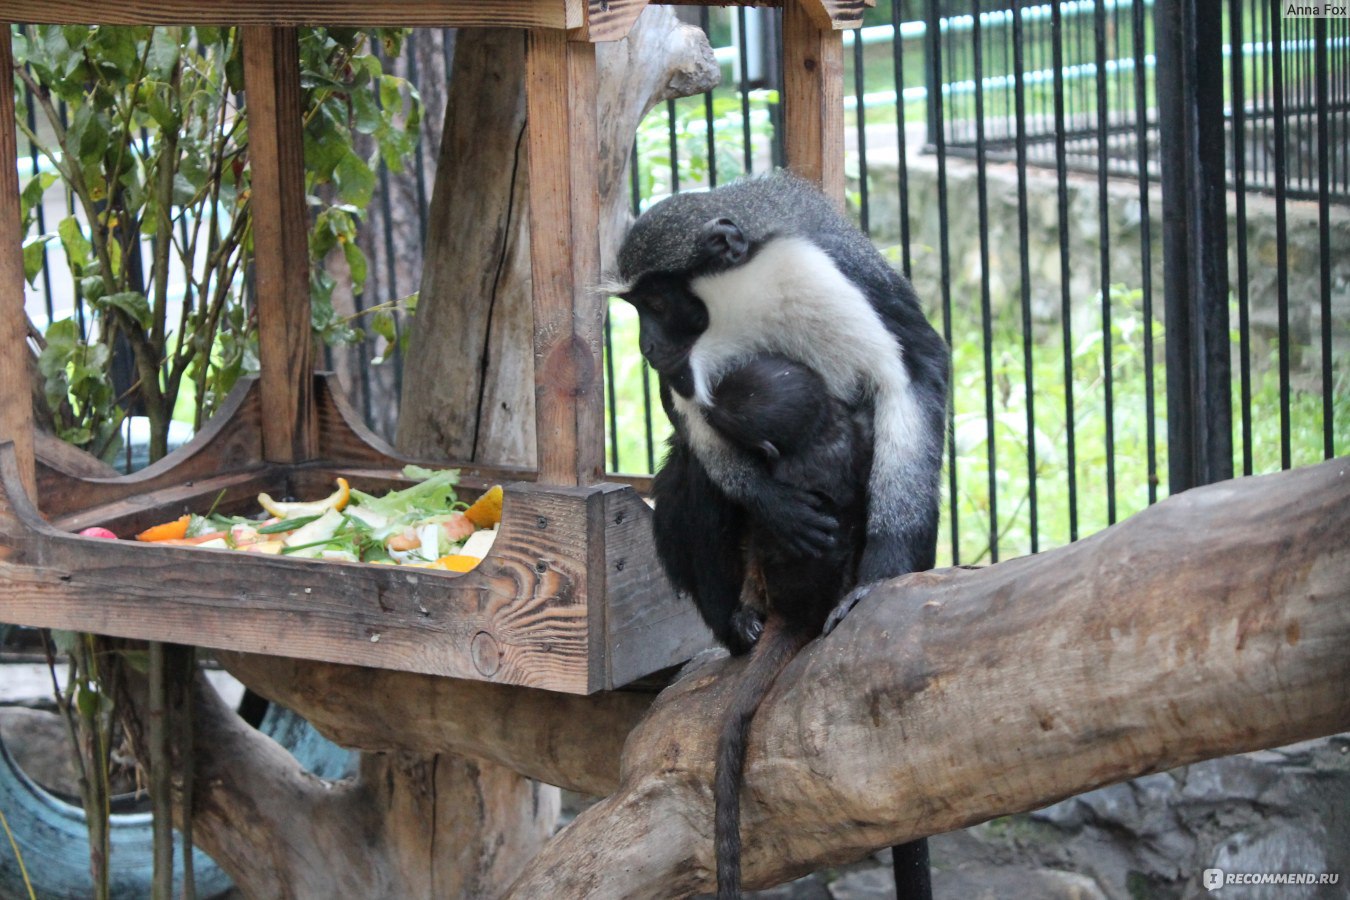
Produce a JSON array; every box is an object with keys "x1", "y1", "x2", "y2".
[{"x1": 124, "y1": 466, "x2": 500, "y2": 573}]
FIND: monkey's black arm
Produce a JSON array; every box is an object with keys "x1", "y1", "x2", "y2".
[{"x1": 651, "y1": 436, "x2": 760, "y2": 655}]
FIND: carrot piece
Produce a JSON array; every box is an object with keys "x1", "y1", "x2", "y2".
[
  {"x1": 432, "y1": 554, "x2": 481, "y2": 573},
  {"x1": 463, "y1": 485, "x2": 504, "y2": 529},
  {"x1": 135, "y1": 515, "x2": 191, "y2": 542}
]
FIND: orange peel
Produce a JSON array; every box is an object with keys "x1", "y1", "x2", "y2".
[{"x1": 463, "y1": 485, "x2": 503, "y2": 529}]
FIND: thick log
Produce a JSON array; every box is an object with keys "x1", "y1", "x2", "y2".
[
  {"x1": 498, "y1": 458, "x2": 1350, "y2": 897},
  {"x1": 218, "y1": 651, "x2": 653, "y2": 797}
]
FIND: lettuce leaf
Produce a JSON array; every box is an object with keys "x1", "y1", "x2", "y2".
[{"x1": 349, "y1": 465, "x2": 461, "y2": 520}]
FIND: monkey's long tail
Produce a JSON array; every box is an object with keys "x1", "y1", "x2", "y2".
[{"x1": 715, "y1": 618, "x2": 813, "y2": 900}]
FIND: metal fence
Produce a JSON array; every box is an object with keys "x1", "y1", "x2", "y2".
[{"x1": 15, "y1": 3, "x2": 1347, "y2": 566}]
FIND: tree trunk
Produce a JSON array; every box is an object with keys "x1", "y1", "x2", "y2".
[{"x1": 225, "y1": 459, "x2": 1347, "y2": 897}]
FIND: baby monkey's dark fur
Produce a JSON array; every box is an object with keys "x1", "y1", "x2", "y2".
[{"x1": 705, "y1": 355, "x2": 873, "y2": 899}]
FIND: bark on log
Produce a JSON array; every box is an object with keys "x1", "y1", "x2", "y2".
[{"x1": 494, "y1": 458, "x2": 1350, "y2": 898}]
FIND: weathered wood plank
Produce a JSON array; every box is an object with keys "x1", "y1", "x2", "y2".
[
  {"x1": 0, "y1": 33, "x2": 34, "y2": 501},
  {"x1": 781, "y1": 0, "x2": 845, "y2": 204},
  {"x1": 241, "y1": 27, "x2": 315, "y2": 464},
  {"x1": 51, "y1": 469, "x2": 285, "y2": 535},
  {"x1": 0, "y1": 0, "x2": 570, "y2": 29},
  {"x1": 35, "y1": 376, "x2": 265, "y2": 517},
  {"x1": 600, "y1": 485, "x2": 711, "y2": 690},
  {"x1": 579, "y1": 0, "x2": 647, "y2": 42},
  {"x1": 525, "y1": 31, "x2": 605, "y2": 487}
]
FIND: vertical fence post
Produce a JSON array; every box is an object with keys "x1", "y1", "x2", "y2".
[{"x1": 1155, "y1": 0, "x2": 1233, "y2": 492}]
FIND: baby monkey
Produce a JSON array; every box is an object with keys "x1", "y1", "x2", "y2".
[{"x1": 702, "y1": 354, "x2": 874, "y2": 898}]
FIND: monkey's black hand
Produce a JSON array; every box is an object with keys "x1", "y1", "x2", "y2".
[
  {"x1": 748, "y1": 483, "x2": 838, "y2": 557},
  {"x1": 729, "y1": 605, "x2": 764, "y2": 649},
  {"x1": 822, "y1": 581, "x2": 879, "y2": 636}
]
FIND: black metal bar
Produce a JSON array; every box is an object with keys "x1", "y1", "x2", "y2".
[
  {"x1": 1094, "y1": 0, "x2": 1116, "y2": 524},
  {"x1": 737, "y1": 7, "x2": 754, "y2": 174},
  {"x1": 1230, "y1": 0, "x2": 1253, "y2": 477},
  {"x1": 1156, "y1": 0, "x2": 1234, "y2": 492},
  {"x1": 927, "y1": 0, "x2": 958, "y2": 563},
  {"x1": 891, "y1": 0, "x2": 912, "y2": 276},
  {"x1": 1314, "y1": 17, "x2": 1333, "y2": 459},
  {"x1": 972, "y1": 0, "x2": 998, "y2": 562},
  {"x1": 925, "y1": 2, "x2": 941, "y2": 149},
  {"x1": 1051, "y1": 1, "x2": 1078, "y2": 542},
  {"x1": 853, "y1": 26, "x2": 870, "y2": 235},
  {"x1": 1134, "y1": 0, "x2": 1158, "y2": 504},
  {"x1": 666, "y1": 98, "x2": 682, "y2": 193},
  {"x1": 1269, "y1": 0, "x2": 1291, "y2": 470},
  {"x1": 701, "y1": 6, "x2": 718, "y2": 188},
  {"x1": 1012, "y1": 0, "x2": 1038, "y2": 553}
]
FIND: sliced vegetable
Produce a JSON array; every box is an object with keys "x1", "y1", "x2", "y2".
[
  {"x1": 463, "y1": 485, "x2": 503, "y2": 529},
  {"x1": 458, "y1": 527, "x2": 499, "y2": 560},
  {"x1": 257, "y1": 514, "x2": 322, "y2": 535},
  {"x1": 136, "y1": 515, "x2": 191, "y2": 542},
  {"x1": 430, "y1": 555, "x2": 481, "y2": 573},
  {"x1": 282, "y1": 509, "x2": 346, "y2": 559},
  {"x1": 258, "y1": 478, "x2": 351, "y2": 520}
]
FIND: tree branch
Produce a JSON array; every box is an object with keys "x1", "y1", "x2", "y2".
[{"x1": 500, "y1": 458, "x2": 1350, "y2": 897}]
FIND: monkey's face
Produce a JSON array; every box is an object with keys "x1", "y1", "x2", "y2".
[{"x1": 620, "y1": 273, "x2": 708, "y2": 398}]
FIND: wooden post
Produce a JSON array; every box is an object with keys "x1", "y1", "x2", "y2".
[
  {"x1": 241, "y1": 27, "x2": 315, "y2": 464},
  {"x1": 781, "y1": 0, "x2": 845, "y2": 207},
  {"x1": 525, "y1": 30, "x2": 604, "y2": 487},
  {"x1": 0, "y1": 27, "x2": 35, "y2": 499}
]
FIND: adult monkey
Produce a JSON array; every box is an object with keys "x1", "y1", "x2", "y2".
[{"x1": 612, "y1": 172, "x2": 948, "y2": 898}]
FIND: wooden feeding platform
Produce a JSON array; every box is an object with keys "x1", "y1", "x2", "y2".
[{"x1": 0, "y1": 0, "x2": 864, "y2": 694}]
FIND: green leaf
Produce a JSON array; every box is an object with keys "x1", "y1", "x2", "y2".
[
  {"x1": 350, "y1": 89, "x2": 382, "y2": 135},
  {"x1": 371, "y1": 308, "x2": 396, "y2": 343},
  {"x1": 333, "y1": 150, "x2": 375, "y2": 207},
  {"x1": 57, "y1": 217, "x2": 93, "y2": 270},
  {"x1": 22, "y1": 236, "x2": 52, "y2": 286},
  {"x1": 101, "y1": 291, "x2": 153, "y2": 330},
  {"x1": 147, "y1": 29, "x2": 181, "y2": 80},
  {"x1": 343, "y1": 239, "x2": 368, "y2": 291},
  {"x1": 50, "y1": 629, "x2": 81, "y2": 656},
  {"x1": 20, "y1": 172, "x2": 58, "y2": 224},
  {"x1": 10, "y1": 27, "x2": 28, "y2": 66}
]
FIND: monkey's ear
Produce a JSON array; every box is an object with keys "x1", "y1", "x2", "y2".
[{"x1": 700, "y1": 217, "x2": 750, "y2": 266}]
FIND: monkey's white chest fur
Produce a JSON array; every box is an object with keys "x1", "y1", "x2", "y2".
[{"x1": 680, "y1": 236, "x2": 929, "y2": 534}]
